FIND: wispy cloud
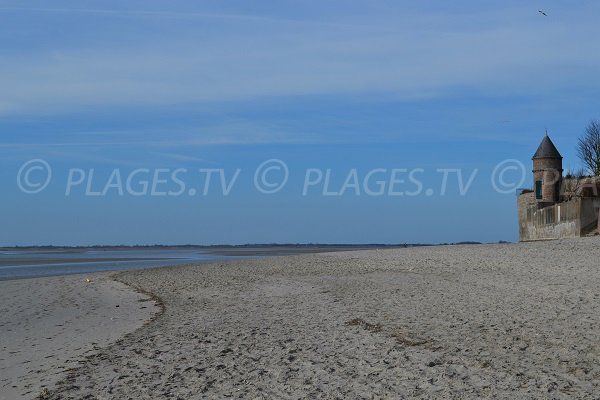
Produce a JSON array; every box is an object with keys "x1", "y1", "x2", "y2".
[
  {"x1": 1, "y1": 18, "x2": 598, "y2": 118},
  {"x1": 0, "y1": 121, "x2": 335, "y2": 148},
  {"x1": 0, "y1": 2, "x2": 599, "y2": 149},
  {"x1": 0, "y1": 6, "x2": 367, "y2": 29},
  {"x1": 153, "y1": 152, "x2": 217, "y2": 164}
]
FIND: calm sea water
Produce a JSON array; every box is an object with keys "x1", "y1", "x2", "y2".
[{"x1": 0, "y1": 249, "x2": 242, "y2": 281}]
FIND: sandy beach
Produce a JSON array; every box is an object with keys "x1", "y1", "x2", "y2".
[{"x1": 4, "y1": 238, "x2": 600, "y2": 398}]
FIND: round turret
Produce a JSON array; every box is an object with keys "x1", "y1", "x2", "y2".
[{"x1": 532, "y1": 133, "x2": 563, "y2": 205}]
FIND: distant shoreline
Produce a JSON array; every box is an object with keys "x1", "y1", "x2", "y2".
[
  {"x1": 0, "y1": 243, "x2": 495, "y2": 280},
  {"x1": 0, "y1": 241, "x2": 492, "y2": 253}
]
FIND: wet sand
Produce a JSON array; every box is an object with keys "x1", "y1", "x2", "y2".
[
  {"x1": 5, "y1": 238, "x2": 600, "y2": 398},
  {"x1": 0, "y1": 274, "x2": 157, "y2": 399}
]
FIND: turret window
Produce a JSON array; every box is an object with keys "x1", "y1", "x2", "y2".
[{"x1": 535, "y1": 180, "x2": 543, "y2": 199}]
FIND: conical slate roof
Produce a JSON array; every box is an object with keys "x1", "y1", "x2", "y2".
[{"x1": 532, "y1": 134, "x2": 562, "y2": 159}]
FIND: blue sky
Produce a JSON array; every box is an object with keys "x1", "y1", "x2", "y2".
[{"x1": 1, "y1": 0, "x2": 599, "y2": 246}]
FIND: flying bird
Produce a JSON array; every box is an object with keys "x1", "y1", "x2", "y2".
[{"x1": 538, "y1": 10, "x2": 547, "y2": 16}]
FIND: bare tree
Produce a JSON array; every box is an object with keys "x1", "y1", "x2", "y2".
[
  {"x1": 578, "y1": 120, "x2": 600, "y2": 176},
  {"x1": 561, "y1": 169, "x2": 586, "y2": 200},
  {"x1": 562, "y1": 168, "x2": 600, "y2": 200}
]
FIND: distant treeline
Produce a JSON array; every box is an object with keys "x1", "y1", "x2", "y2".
[
  {"x1": 1, "y1": 243, "x2": 431, "y2": 250},
  {"x1": 0, "y1": 241, "x2": 503, "y2": 251}
]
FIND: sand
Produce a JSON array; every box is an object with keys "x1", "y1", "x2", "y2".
[
  {"x1": 4, "y1": 237, "x2": 600, "y2": 398},
  {"x1": 0, "y1": 274, "x2": 157, "y2": 400}
]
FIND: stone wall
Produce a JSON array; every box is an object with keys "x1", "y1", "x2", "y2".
[
  {"x1": 520, "y1": 199, "x2": 581, "y2": 241},
  {"x1": 518, "y1": 196, "x2": 600, "y2": 241},
  {"x1": 532, "y1": 158, "x2": 562, "y2": 203},
  {"x1": 580, "y1": 198, "x2": 600, "y2": 232},
  {"x1": 517, "y1": 192, "x2": 536, "y2": 241}
]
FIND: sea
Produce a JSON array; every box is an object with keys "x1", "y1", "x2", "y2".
[{"x1": 0, "y1": 249, "x2": 243, "y2": 281}]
